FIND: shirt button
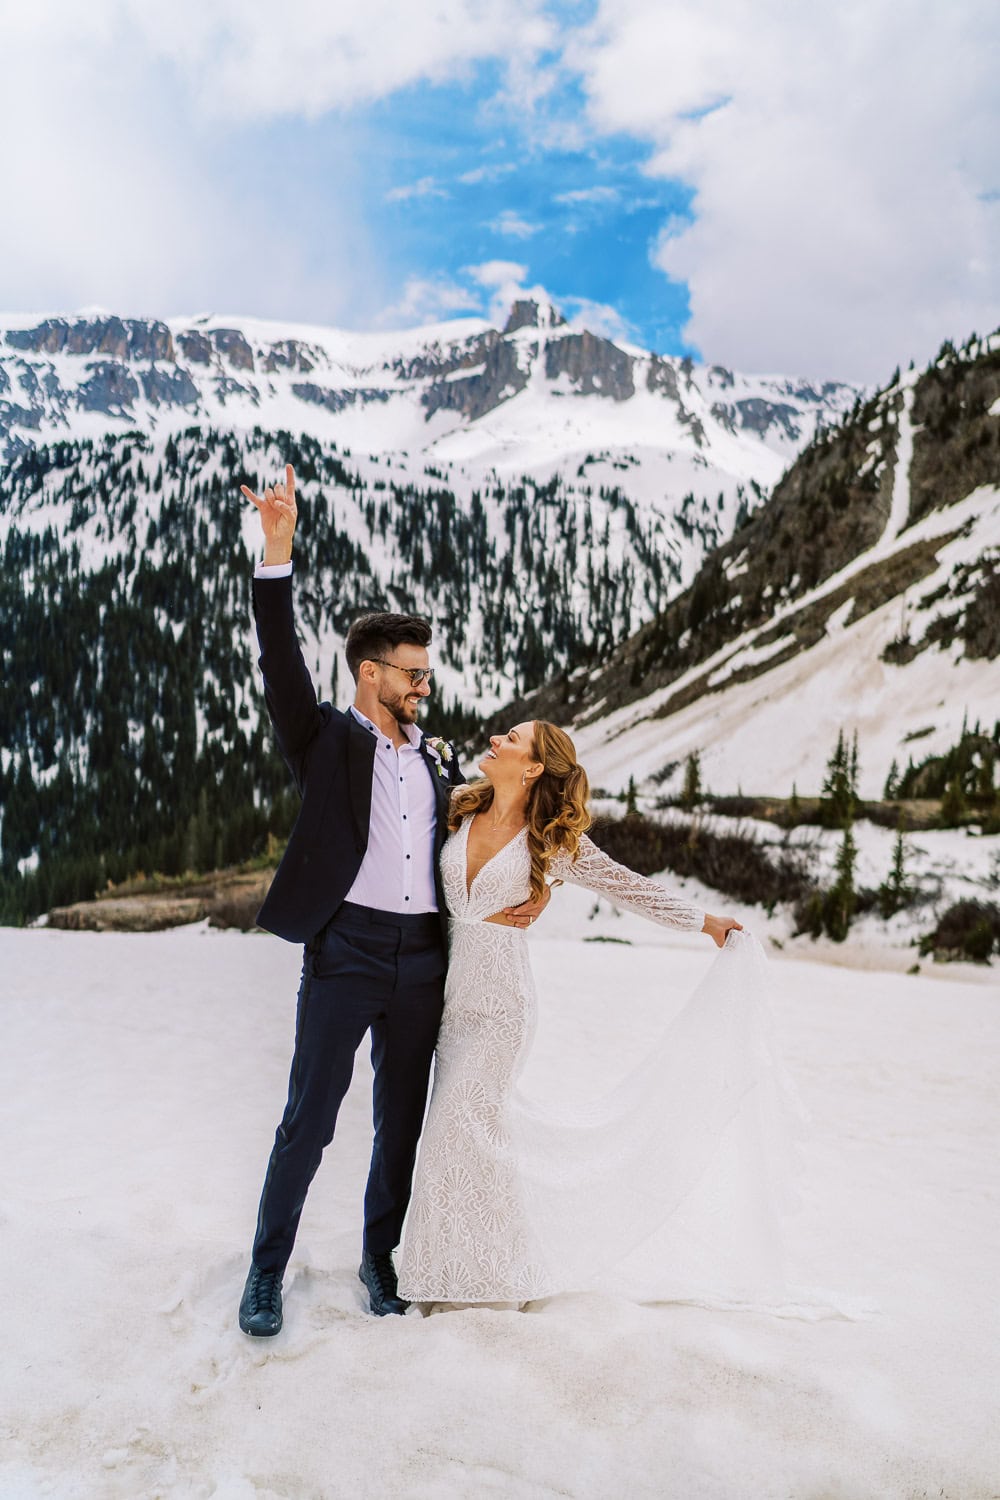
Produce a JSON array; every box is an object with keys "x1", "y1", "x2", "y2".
[
  {"x1": 406, "y1": 854, "x2": 411, "y2": 860},
  {"x1": 405, "y1": 896, "x2": 410, "y2": 901},
  {"x1": 403, "y1": 814, "x2": 407, "y2": 819}
]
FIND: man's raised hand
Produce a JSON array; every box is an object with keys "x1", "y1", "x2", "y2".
[{"x1": 241, "y1": 464, "x2": 298, "y2": 566}]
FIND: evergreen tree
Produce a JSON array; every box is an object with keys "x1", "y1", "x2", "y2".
[
  {"x1": 878, "y1": 819, "x2": 911, "y2": 919},
  {"x1": 681, "y1": 752, "x2": 702, "y2": 811},
  {"x1": 824, "y1": 824, "x2": 858, "y2": 941},
  {"x1": 883, "y1": 758, "x2": 900, "y2": 800},
  {"x1": 625, "y1": 775, "x2": 639, "y2": 816},
  {"x1": 820, "y1": 729, "x2": 856, "y2": 828}
]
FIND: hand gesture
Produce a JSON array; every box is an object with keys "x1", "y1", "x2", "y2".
[
  {"x1": 241, "y1": 464, "x2": 298, "y2": 565},
  {"x1": 702, "y1": 913, "x2": 744, "y2": 948}
]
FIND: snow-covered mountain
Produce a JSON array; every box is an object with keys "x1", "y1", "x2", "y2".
[
  {"x1": 506, "y1": 332, "x2": 1000, "y2": 802},
  {"x1": 0, "y1": 301, "x2": 855, "y2": 589}
]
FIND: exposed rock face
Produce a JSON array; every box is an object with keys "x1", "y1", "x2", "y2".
[
  {"x1": 390, "y1": 331, "x2": 497, "y2": 383},
  {"x1": 46, "y1": 872, "x2": 273, "y2": 931},
  {"x1": 177, "y1": 330, "x2": 213, "y2": 365},
  {"x1": 140, "y1": 367, "x2": 199, "y2": 407},
  {"x1": 261, "y1": 339, "x2": 318, "y2": 374},
  {"x1": 210, "y1": 328, "x2": 254, "y2": 371},
  {"x1": 77, "y1": 361, "x2": 141, "y2": 413},
  {"x1": 731, "y1": 397, "x2": 803, "y2": 441},
  {"x1": 292, "y1": 383, "x2": 391, "y2": 413},
  {"x1": 545, "y1": 332, "x2": 635, "y2": 401},
  {"x1": 503, "y1": 299, "x2": 567, "y2": 335},
  {"x1": 7, "y1": 316, "x2": 175, "y2": 362},
  {"x1": 909, "y1": 345, "x2": 1000, "y2": 522},
  {"x1": 422, "y1": 337, "x2": 530, "y2": 422}
]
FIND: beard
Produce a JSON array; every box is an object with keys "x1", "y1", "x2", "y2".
[{"x1": 378, "y1": 683, "x2": 421, "y2": 726}]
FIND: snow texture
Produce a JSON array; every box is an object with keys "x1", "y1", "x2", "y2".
[{"x1": 1, "y1": 918, "x2": 997, "y2": 1499}]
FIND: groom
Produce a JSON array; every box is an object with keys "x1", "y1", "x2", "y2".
[{"x1": 238, "y1": 466, "x2": 545, "y2": 1335}]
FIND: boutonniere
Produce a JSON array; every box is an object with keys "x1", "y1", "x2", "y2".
[{"x1": 424, "y1": 737, "x2": 454, "y2": 780}]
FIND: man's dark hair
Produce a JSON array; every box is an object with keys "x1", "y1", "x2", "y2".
[{"x1": 345, "y1": 612, "x2": 432, "y2": 683}]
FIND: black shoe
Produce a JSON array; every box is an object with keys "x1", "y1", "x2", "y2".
[
  {"x1": 239, "y1": 1263, "x2": 283, "y2": 1336},
  {"x1": 359, "y1": 1249, "x2": 408, "y2": 1316}
]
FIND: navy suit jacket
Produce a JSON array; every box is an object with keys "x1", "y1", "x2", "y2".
[{"x1": 252, "y1": 574, "x2": 464, "y2": 946}]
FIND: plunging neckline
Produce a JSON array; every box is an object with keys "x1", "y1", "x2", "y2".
[{"x1": 463, "y1": 814, "x2": 528, "y2": 898}]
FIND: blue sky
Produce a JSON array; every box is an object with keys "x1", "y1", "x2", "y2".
[
  {"x1": 3, "y1": 1, "x2": 998, "y2": 382},
  {"x1": 366, "y1": 74, "x2": 695, "y2": 351}
]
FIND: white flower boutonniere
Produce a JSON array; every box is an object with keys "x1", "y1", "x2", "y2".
[{"x1": 425, "y1": 736, "x2": 454, "y2": 780}]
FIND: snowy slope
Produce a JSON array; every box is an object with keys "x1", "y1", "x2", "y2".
[
  {"x1": 528, "y1": 342, "x2": 1000, "y2": 799},
  {"x1": 1, "y1": 922, "x2": 997, "y2": 1499}
]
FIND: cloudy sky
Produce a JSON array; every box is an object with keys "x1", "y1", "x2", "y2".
[{"x1": 2, "y1": 0, "x2": 998, "y2": 381}]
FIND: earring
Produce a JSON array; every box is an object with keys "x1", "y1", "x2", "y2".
[{"x1": 521, "y1": 771, "x2": 528, "y2": 787}]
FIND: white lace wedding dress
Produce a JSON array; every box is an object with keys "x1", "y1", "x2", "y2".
[{"x1": 397, "y1": 816, "x2": 804, "y2": 1309}]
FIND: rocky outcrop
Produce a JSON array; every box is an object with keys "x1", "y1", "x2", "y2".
[
  {"x1": 46, "y1": 872, "x2": 272, "y2": 932},
  {"x1": 210, "y1": 328, "x2": 254, "y2": 371},
  {"x1": 261, "y1": 339, "x2": 318, "y2": 374},
  {"x1": 7, "y1": 316, "x2": 175, "y2": 362},
  {"x1": 909, "y1": 342, "x2": 1000, "y2": 523},
  {"x1": 422, "y1": 338, "x2": 530, "y2": 422},
  {"x1": 390, "y1": 331, "x2": 497, "y2": 383},
  {"x1": 76, "y1": 361, "x2": 141, "y2": 413},
  {"x1": 503, "y1": 299, "x2": 567, "y2": 335},
  {"x1": 292, "y1": 383, "x2": 391, "y2": 413},
  {"x1": 545, "y1": 332, "x2": 634, "y2": 400},
  {"x1": 140, "y1": 367, "x2": 199, "y2": 407}
]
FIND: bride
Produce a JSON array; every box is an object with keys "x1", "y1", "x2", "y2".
[{"x1": 396, "y1": 720, "x2": 786, "y2": 1309}]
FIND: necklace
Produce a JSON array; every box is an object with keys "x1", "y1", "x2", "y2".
[{"x1": 486, "y1": 805, "x2": 525, "y2": 833}]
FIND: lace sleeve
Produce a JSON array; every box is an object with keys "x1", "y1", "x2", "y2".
[{"x1": 548, "y1": 833, "x2": 705, "y2": 932}]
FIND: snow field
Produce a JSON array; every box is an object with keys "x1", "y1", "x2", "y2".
[{"x1": 1, "y1": 919, "x2": 997, "y2": 1499}]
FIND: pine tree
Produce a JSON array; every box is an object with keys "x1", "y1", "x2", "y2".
[
  {"x1": 681, "y1": 752, "x2": 702, "y2": 811},
  {"x1": 883, "y1": 758, "x2": 900, "y2": 800},
  {"x1": 625, "y1": 775, "x2": 638, "y2": 816},
  {"x1": 820, "y1": 729, "x2": 856, "y2": 828},
  {"x1": 824, "y1": 824, "x2": 858, "y2": 941},
  {"x1": 878, "y1": 818, "x2": 911, "y2": 919}
]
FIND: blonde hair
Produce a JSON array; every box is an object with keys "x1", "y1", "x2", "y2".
[{"x1": 449, "y1": 721, "x2": 591, "y2": 900}]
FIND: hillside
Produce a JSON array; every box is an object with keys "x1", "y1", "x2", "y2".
[
  {"x1": 0, "y1": 303, "x2": 852, "y2": 923},
  {"x1": 501, "y1": 333, "x2": 1000, "y2": 802}
]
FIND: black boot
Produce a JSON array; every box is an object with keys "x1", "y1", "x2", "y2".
[
  {"x1": 359, "y1": 1249, "x2": 408, "y2": 1316},
  {"x1": 239, "y1": 1263, "x2": 283, "y2": 1336}
]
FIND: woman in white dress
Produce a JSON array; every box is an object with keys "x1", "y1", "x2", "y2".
[{"x1": 397, "y1": 720, "x2": 771, "y2": 1309}]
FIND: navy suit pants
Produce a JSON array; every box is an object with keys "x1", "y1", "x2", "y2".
[{"x1": 251, "y1": 902, "x2": 446, "y2": 1273}]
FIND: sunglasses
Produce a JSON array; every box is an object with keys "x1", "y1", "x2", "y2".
[{"x1": 370, "y1": 657, "x2": 434, "y2": 687}]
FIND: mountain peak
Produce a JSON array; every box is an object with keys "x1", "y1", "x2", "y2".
[{"x1": 502, "y1": 299, "x2": 567, "y2": 335}]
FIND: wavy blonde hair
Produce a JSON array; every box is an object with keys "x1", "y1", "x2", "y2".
[{"x1": 449, "y1": 721, "x2": 591, "y2": 900}]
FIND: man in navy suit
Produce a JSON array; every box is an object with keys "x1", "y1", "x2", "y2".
[{"x1": 237, "y1": 465, "x2": 545, "y2": 1334}]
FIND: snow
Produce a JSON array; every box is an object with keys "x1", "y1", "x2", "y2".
[
  {"x1": 1, "y1": 919, "x2": 997, "y2": 1498},
  {"x1": 576, "y1": 484, "x2": 1000, "y2": 799}
]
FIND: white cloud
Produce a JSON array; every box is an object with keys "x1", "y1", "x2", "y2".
[
  {"x1": 458, "y1": 163, "x2": 517, "y2": 185},
  {"x1": 122, "y1": 0, "x2": 556, "y2": 120},
  {"x1": 568, "y1": 0, "x2": 1000, "y2": 381},
  {"x1": 486, "y1": 211, "x2": 542, "y2": 239},
  {"x1": 464, "y1": 260, "x2": 551, "y2": 323},
  {"x1": 554, "y1": 186, "x2": 619, "y2": 205},
  {"x1": 385, "y1": 177, "x2": 449, "y2": 203},
  {"x1": 374, "y1": 275, "x2": 484, "y2": 328},
  {"x1": 562, "y1": 296, "x2": 635, "y2": 343}
]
